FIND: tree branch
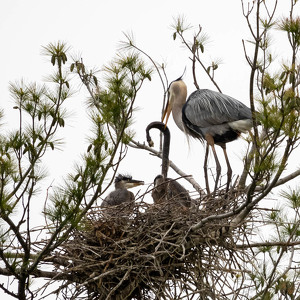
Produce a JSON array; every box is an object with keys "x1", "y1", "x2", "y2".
[{"x1": 129, "y1": 139, "x2": 204, "y2": 195}]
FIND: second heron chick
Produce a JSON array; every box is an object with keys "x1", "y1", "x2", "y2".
[{"x1": 146, "y1": 121, "x2": 191, "y2": 209}]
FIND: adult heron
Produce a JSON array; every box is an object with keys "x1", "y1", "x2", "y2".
[
  {"x1": 162, "y1": 77, "x2": 252, "y2": 194},
  {"x1": 101, "y1": 174, "x2": 144, "y2": 216},
  {"x1": 146, "y1": 121, "x2": 191, "y2": 208}
]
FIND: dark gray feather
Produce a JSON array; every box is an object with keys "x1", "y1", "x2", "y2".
[
  {"x1": 183, "y1": 89, "x2": 252, "y2": 127},
  {"x1": 182, "y1": 89, "x2": 252, "y2": 139}
]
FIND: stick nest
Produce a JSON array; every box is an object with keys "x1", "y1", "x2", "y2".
[{"x1": 56, "y1": 192, "x2": 249, "y2": 299}]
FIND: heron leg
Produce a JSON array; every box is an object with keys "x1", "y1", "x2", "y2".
[
  {"x1": 205, "y1": 135, "x2": 221, "y2": 196},
  {"x1": 203, "y1": 143, "x2": 210, "y2": 195},
  {"x1": 221, "y1": 144, "x2": 232, "y2": 195},
  {"x1": 211, "y1": 144, "x2": 221, "y2": 195}
]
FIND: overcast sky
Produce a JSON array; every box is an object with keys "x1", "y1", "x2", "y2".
[
  {"x1": 0, "y1": 0, "x2": 298, "y2": 206},
  {"x1": 0, "y1": 1, "x2": 298, "y2": 297},
  {"x1": 0, "y1": 1, "x2": 254, "y2": 189}
]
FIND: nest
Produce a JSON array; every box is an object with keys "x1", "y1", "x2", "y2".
[{"x1": 56, "y1": 191, "x2": 250, "y2": 299}]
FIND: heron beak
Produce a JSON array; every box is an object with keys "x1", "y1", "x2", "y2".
[
  {"x1": 162, "y1": 99, "x2": 172, "y2": 128},
  {"x1": 127, "y1": 179, "x2": 144, "y2": 188}
]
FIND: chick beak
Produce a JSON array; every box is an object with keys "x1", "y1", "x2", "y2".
[{"x1": 128, "y1": 179, "x2": 144, "y2": 188}]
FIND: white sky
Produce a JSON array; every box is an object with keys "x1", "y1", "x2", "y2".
[{"x1": 0, "y1": 0, "x2": 299, "y2": 298}]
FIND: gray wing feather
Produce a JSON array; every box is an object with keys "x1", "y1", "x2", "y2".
[{"x1": 183, "y1": 89, "x2": 252, "y2": 128}]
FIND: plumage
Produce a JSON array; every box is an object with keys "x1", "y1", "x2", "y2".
[
  {"x1": 182, "y1": 89, "x2": 252, "y2": 142},
  {"x1": 146, "y1": 121, "x2": 191, "y2": 208},
  {"x1": 101, "y1": 188, "x2": 135, "y2": 207},
  {"x1": 162, "y1": 78, "x2": 253, "y2": 195},
  {"x1": 184, "y1": 89, "x2": 251, "y2": 130}
]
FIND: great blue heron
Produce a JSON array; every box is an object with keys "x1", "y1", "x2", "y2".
[
  {"x1": 146, "y1": 121, "x2": 191, "y2": 208},
  {"x1": 101, "y1": 174, "x2": 144, "y2": 215},
  {"x1": 162, "y1": 77, "x2": 252, "y2": 194}
]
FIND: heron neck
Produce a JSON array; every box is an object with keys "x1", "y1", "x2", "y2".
[
  {"x1": 161, "y1": 127, "x2": 170, "y2": 179},
  {"x1": 172, "y1": 104, "x2": 185, "y2": 132}
]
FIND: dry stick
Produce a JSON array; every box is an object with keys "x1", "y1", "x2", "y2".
[
  {"x1": 106, "y1": 267, "x2": 133, "y2": 299},
  {"x1": 155, "y1": 222, "x2": 176, "y2": 254},
  {"x1": 75, "y1": 267, "x2": 129, "y2": 291},
  {"x1": 191, "y1": 25, "x2": 201, "y2": 90},
  {"x1": 129, "y1": 139, "x2": 204, "y2": 195},
  {"x1": 235, "y1": 240, "x2": 300, "y2": 249}
]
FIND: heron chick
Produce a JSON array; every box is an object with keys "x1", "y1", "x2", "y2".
[
  {"x1": 162, "y1": 77, "x2": 253, "y2": 195},
  {"x1": 101, "y1": 174, "x2": 144, "y2": 216},
  {"x1": 146, "y1": 121, "x2": 191, "y2": 209}
]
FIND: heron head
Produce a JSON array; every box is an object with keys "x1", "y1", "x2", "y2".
[
  {"x1": 115, "y1": 174, "x2": 144, "y2": 189},
  {"x1": 153, "y1": 175, "x2": 166, "y2": 193},
  {"x1": 162, "y1": 79, "x2": 187, "y2": 128},
  {"x1": 153, "y1": 174, "x2": 164, "y2": 186}
]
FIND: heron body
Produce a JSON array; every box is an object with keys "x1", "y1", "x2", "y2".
[
  {"x1": 183, "y1": 89, "x2": 252, "y2": 143},
  {"x1": 101, "y1": 174, "x2": 144, "y2": 215},
  {"x1": 163, "y1": 78, "x2": 252, "y2": 194},
  {"x1": 146, "y1": 121, "x2": 191, "y2": 208}
]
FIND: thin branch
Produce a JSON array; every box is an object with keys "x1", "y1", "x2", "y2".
[{"x1": 129, "y1": 139, "x2": 204, "y2": 194}]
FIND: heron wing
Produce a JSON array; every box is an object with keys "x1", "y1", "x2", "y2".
[{"x1": 183, "y1": 89, "x2": 252, "y2": 128}]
